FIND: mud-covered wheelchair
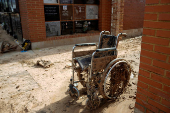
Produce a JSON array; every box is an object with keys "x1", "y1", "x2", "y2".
[{"x1": 68, "y1": 31, "x2": 131, "y2": 109}]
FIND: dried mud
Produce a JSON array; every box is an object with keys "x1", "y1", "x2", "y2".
[{"x1": 0, "y1": 27, "x2": 141, "y2": 113}]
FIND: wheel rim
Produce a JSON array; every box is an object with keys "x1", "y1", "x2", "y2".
[
  {"x1": 69, "y1": 86, "x2": 79, "y2": 99},
  {"x1": 104, "y1": 61, "x2": 130, "y2": 99}
]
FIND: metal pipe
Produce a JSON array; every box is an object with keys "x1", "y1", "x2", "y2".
[
  {"x1": 98, "y1": 31, "x2": 105, "y2": 49},
  {"x1": 115, "y1": 33, "x2": 122, "y2": 48},
  {"x1": 72, "y1": 46, "x2": 76, "y2": 84},
  {"x1": 90, "y1": 51, "x2": 96, "y2": 79},
  {"x1": 14, "y1": 39, "x2": 23, "y2": 50}
]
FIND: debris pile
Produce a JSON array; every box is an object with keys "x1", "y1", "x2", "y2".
[
  {"x1": 0, "y1": 41, "x2": 17, "y2": 53},
  {"x1": 36, "y1": 60, "x2": 54, "y2": 68}
]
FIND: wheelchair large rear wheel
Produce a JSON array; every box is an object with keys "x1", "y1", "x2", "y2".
[{"x1": 99, "y1": 60, "x2": 131, "y2": 100}]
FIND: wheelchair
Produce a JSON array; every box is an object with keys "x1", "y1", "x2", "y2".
[{"x1": 68, "y1": 31, "x2": 131, "y2": 109}]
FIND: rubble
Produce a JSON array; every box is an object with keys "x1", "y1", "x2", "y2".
[
  {"x1": 64, "y1": 64, "x2": 72, "y2": 69},
  {"x1": 0, "y1": 29, "x2": 141, "y2": 112},
  {"x1": 36, "y1": 60, "x2": 54, "y2": 68},
  {"x1": 129, "y1": 103, "x2": 135, "y2": 109},
  {"x1": 0, "y1": 41, "x2": 17, "y2": 53},
  {"x1": 129, "y1": 95, "x2": 133, "y2": 98},
  {"x1": 128, "y1": 83, "x2": 132, "y2": 86},
  {"x1": 132, "y1": 82, "x2": 136, "y2": 85}
]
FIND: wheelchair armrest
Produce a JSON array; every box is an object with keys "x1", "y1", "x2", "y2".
[
  {"x1": 95, "y1": 47, "x2": 116, "y2": 52},
  {"x1": 75, "y1": 43, "x2": 96, "y2": 47}
]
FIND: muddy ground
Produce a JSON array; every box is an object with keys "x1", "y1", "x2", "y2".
[{"x1": 0, "y1": 26, "x2": 141, "y2": 113}]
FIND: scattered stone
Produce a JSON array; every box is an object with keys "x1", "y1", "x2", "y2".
[
  {"x1": 16, "y1": 86, "x2": 19, "y2": 89},
  {"x1": 64, "y1": 64, "x2": 72, "y2": 69},
  {"x1": 128, "y1": 83, "x2": 132, "y2": 86},
  {"x1": 23, "y1": 64, "x2": 27, "y2": 67},
  {"x1": 134, "y1": 91, "x2": 137, "y2": 95},
  {"x1": 37, "y1": 60, "x2": 53, "y2": 68},
  {"x1": 129, "y1": 103, "x2": 135, "y2": 109},
  {"x1": 24, "y1": 107, "x2": 29, "y2": 112},
  {"x1": 125, "y1": 90, "x2": 129, "y2": 93},
  {"x1": 132, "y1": 82, "x2": 136, "y2": 85},
  {"x1": 129, "y1": 95, "x2": 133, "y2": 98},
  {"x1": 122, "y1": 96, "x2": 126, "y2": 99},
  {"x1": 0, "y1": 41, "x2": 17, "y2": 53},
  {"x1": 133, "y1": 96, "x2": 136, "y2": 99}
]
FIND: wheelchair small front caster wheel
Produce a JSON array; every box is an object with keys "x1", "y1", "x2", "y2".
[
  {"x1": 86, "y1": 97, "x2": 101, "y2": 110},
  {"x1": 69, "y1": 85, "x2": 79, "y2": 99}
]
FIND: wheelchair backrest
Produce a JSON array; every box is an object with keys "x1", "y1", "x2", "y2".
[
  {"x1": 98, "y1": 34, "x2": 118, "y2": 49},
  {"x1": 92, "y1": 34, "x2": 118, "y2": 72}
]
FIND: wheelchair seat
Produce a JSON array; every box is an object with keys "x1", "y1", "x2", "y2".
[{"x1": 75, "y1": 55, "x2": 92, "y2": 71}]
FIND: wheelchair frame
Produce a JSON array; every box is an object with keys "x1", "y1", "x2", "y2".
[{"x1": 69, "y1": 31, "x2": 131, "y2": 109}]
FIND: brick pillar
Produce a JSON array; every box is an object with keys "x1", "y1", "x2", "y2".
[
  {"x1": 111, "y1": 0, "x2": 124, "y2": 36},
  {"x1": 135, "y1": 0, "x2": 170, "y2": 113},
  {"x1": 123, "y1": 0, "x2": 145, "y2": 30},
  {"x1": 99, "y1": 0, "x2": 112, "y2": 32},
  {"x1": 19, "y1": 0, "x2": 46, "y2": 42}
]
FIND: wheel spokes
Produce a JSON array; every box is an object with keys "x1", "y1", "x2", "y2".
[{"x1": 104, "y1": 63, "x2": 130, "y2": 99}]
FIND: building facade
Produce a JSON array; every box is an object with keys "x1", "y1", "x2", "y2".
[{"x1": 0, "y1": 0, "x2": 145, "y2": 49}]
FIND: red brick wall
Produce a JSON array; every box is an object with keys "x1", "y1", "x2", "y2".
[
  {"x1": 123, "y1": 0, "x2": 145, "y2": 30},
  {"x1": 19, "y1": 0, "x2": 46, "y2": 42},
  {"x1": 19, "y1": 0, "x2": 111, "y2": 43},
  {"x1": 111, "y1": 0, "x2": 124, "y2": 36},
  {"x1": 19, "y1": 0, "x2": 30, "y2": 40},
  {"x1": 99, "y1": 0, "x2": 112, "y2": 31},
  {"x1": 135, "y1": 0, "x2": 170, "y2": 112}
]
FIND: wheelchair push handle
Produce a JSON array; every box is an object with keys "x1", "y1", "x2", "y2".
[
  {"x1": 121, "y1": 33, "x2": 127, "y2": 37},
  {"x1": 118, "y1": 33, "x2": 127, "y2": 37},
  {"x1": 117, "y1": 33, "x2": 127, "y2": 40},
  {"x1": 103, "y1": 31, "x2": 110, "y2": 34}
]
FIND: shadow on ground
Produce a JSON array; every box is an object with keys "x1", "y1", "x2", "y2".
[{"x1": 36, "y1": 94, "x2": 119, "y2": 113}]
